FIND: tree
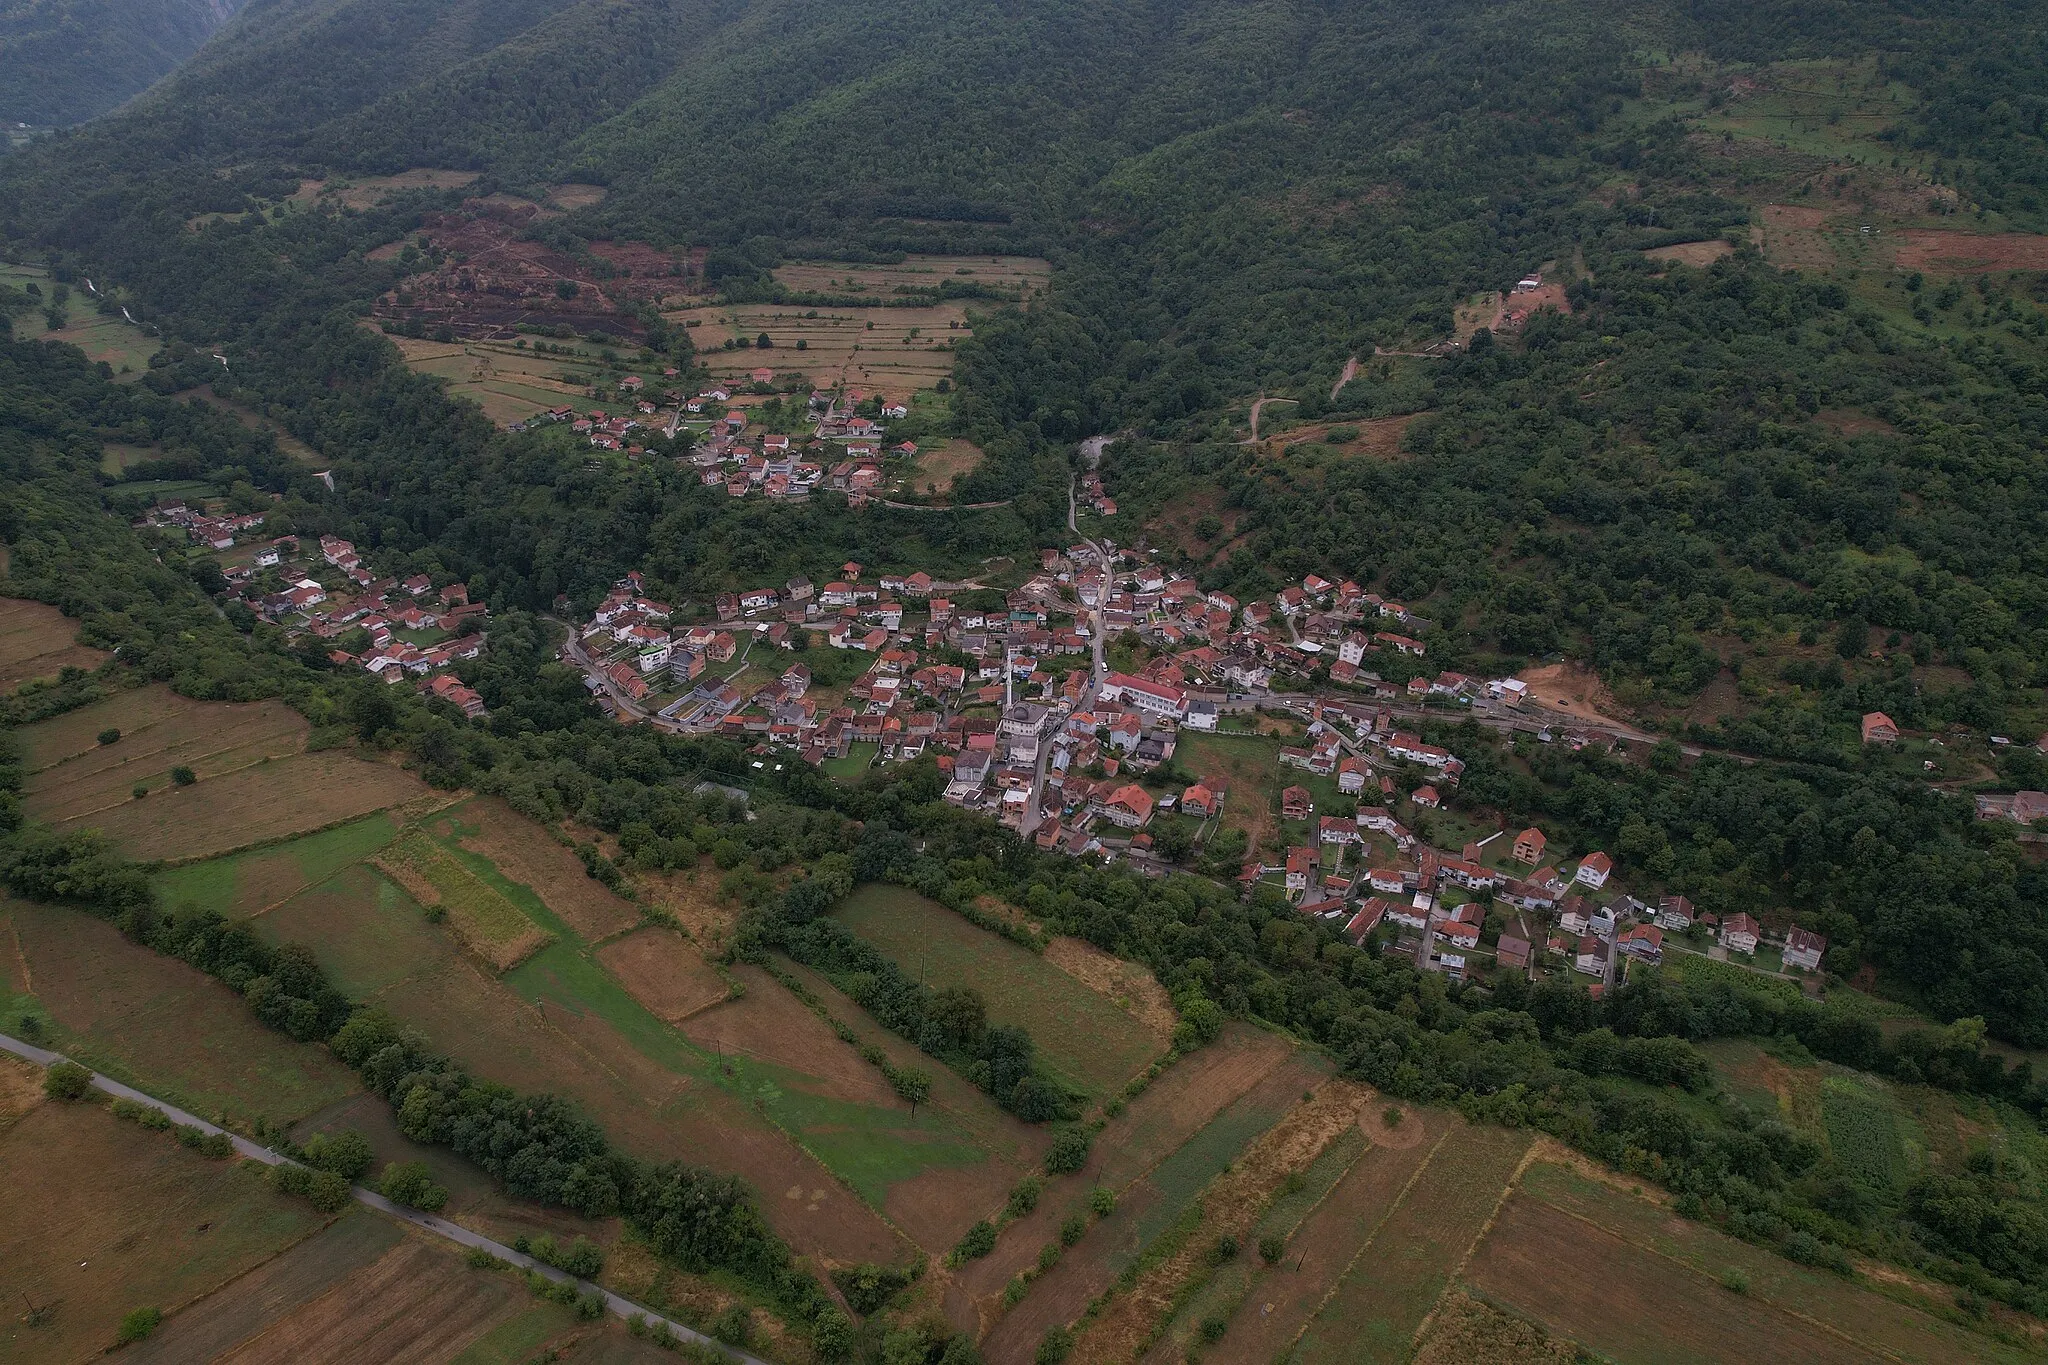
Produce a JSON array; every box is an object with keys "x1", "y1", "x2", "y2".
[
  {"x1": 889, "y1": 1066, "x2": 931, "y2": 1116},
  {"x1": 44, "y1": 1060, "x2": 92, "y2": 1099},
  {"x1": 302, "y1": 1128, "x2": 374, "y2": 1180},
  {"x1": 170, "y1": 766, "x2": 196, "y2": 786},
  {"x1": 379, "y1": 1159, "x2": 449, "y2": 1211},
  {"x1": 97, "y1": 728, "x2": 121, "y2": 745},
  {"x1": 116, "y1": 1307, "x2": 163, "y2": 1344},
  {"x1": 756, "y1": 332, "x2": 772, "y2": 349}
]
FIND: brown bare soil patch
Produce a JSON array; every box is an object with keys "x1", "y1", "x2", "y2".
[
  {"x1": 600, "y1": 927, "x2": 731, "y2": 1022},
  {"x1": 0, "y1": 1094, "x2": 330, "y2": 1365},
  {"x1": 1815, "y1": 407, "x2": 1897, "y2": 437},
  {"x1": 0, "y1": 597, "x2": 106, "y2": 691},
  {"x1": 1411, "y1": 1287, "x2": 1577, "y2": 1365},
  {"x1": 1354, "y1": 412, "x2": 1418, "y2": 459},
  {"x1": 1515, "y1": 661, "x2": 1631, "y2": 730},
  {"x1": 1453, "y1": 291, "x2": 1504, "y2": 344},
  {"x1": 1645, "y1": 239, "x2": 1736, "y2": 267},
  {"x1": 1073, "y1": 1082, "x2": 1372, "y2": 1364},
  {"x1": 549, "y1": 183, "x2": 609, "y2": 211},
  {"x1": 1765, "y1": 203, "x2": 1833, "y2": 230},
  {"x1": 377, "y1": 202, "x2": 702, "y2": 342},
  {"x1": 439, "y1": 796, "x2": 639, "y2": 941},
  {"x1": 0, "y1": 1053, "x2": 43, "y2": 1128},
  {"x1": 1894, "y1": 229, "x2": 2048, "y2": 273},
  {"x1": 1043, "y1": 937, "x2": 1177, "y2": 1038},
  {"x1": 1204, "y1": 1109, "x2": 1451, "y2": 1363}
]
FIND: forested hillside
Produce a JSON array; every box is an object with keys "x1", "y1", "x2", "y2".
[{"x1": 0, "y1": 0, "x2": 244, "y2": 125}]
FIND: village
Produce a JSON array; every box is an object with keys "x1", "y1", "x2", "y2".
[
  {"x1": 139, "y1": 500, "x2": 496, "y2": 717},
  {"x1": 558, "y1": 536, "x2": 1839, "y2": 998},
  {"x1": 520, "y1": 372, "x2": 930, "y2": 506}
]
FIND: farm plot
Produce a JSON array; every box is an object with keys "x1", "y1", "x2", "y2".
[
  {"x1": 0, "y1": 597, "x2": 106, "y2": 691},
  {"x1": 1464, "y1": 1161, "x2": 2031, "y2": 1365},
  {"x1": 22, "y1": 685, "x2": 305, "y2": 800},
  {"x1": 0, "y1": 1067, "x2": 332, "y2": 1365},
  {"x1": 1176, "y1": 731, "x2": 1288, "y2": 851},
  {"x1": 1821, "y1": 1075, "x2": 1910, "y2": 1191},
  {"x1": 261, "y1": 865, "x2": 449, "y2": 996},
  {"x1": 667, "y1": 301, "x2": 972, "y2": 395},
  {"x1": 129, "y1": 1222, "x2": 599, "y2": 1365},
  {"x1": 76, "y1": 751, "x2": 426, "y2": 863},
  {"x1": 374, "y1": 828, "x2": 554, "y2": 971},
  {"x1": 153, "y1": 812, "x2": 404, "y2": 917},
  {"x1": 973, "y1": 1046, "x2": 1331, "y2": 1360},
  {"x1": 432, "y1": 796, "x2": 639, "y2": 942},
  {"x1": 772, "y1": 255, "x2": 1050, "y2": 300},
  {"x1": 2, "y1": 900, "x2": 362, "y2": 1128},
  {"x1": 770, "y1": 959, "x2": 1052, "y2": 1252},
  {"x1": 1203, "y1": 1106, "x2": 1451, "y2": 1364},
  {"x1": 834, "y1": 884, "x2": 1167, "y2": 1098},
  {"x1": 951, "y1": 1024, "x2": 1301, "y2": 1314},
  {"x1": 382, "y1": 333, "x2": 595, "y2": 427},
  {"x1": 0, "y1": 262, "x2": 159, "y2": 376},
  {"x1": 1069, "y1": 1080, "x2": 1369, "y2": 1365},
  {"x1": 1288, "y1": 1120, "x2": 1533, "y2": 1365},
  {"x1": 599, "y1": 926, "x2": 731, "y2": 1021},
  {"x1": 384, "y1": 948, "x2": 911, "y2": 1265}
]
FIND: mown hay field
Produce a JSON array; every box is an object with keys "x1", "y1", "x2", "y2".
[
  {"x1": 1287, "y1": 1120, "x2": 1532, "y2": 1365},
  {"x1": 1463, "y1": 1160, "x2": 2034, "y2": 1365},
  {"x1": 0, "y1": 1058, "x2": 332, "y2": 1365},
  {"x1": 834, "y1": 884, "x2": 1168, "y2": 1098},
  {"x1": 972, "y1": 1040, "x2": 1329, "y2": 1358},
  {"x1": 666, "y1": 301, "x2": 971, "y2": 395},
  {"x1": 2, "y1": 900, "x2": 362, "y2": 1128},
  {"x1": 21, "y1": 685, "x2": 425, "y2": 860},
  {"x1": 0, "y1": 597, "x2": 106, "y2": 691}
]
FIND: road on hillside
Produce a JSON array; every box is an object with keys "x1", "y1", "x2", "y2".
[{"x1": 0, "y1": 1032, "x2": 767, "y2": 1365}]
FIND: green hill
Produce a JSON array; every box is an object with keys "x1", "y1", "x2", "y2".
[{"x1": 0, "y1": 0, "x2": 248, "y2": 125}]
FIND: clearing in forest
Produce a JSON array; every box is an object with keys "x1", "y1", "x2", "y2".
[
  {"x1": 833, "y1": 884, "x2": 1168, "y2": 1098},
  {"x1": 0, "y1": 597, "x2": 106, "y2": 691},
  {"x1": 0, "y1": 1056, "x2": 331, "y2": 1365}
]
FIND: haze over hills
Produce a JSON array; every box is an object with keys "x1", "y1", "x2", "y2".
[
  {"x1": 0, "y1": 0, "x2": 245, "y2": 124},
  {"x1": 9, "y1": 1, "x2": 2048, "y2": 1360}
]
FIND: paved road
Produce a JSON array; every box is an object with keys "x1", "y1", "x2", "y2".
[{"x1": 0, "y1": 1033, "x2": 766, "y2": 1364}]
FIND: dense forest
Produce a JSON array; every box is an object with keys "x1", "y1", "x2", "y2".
[{"x1": 0, "y1": 0, "x2": 244, "y2": 125}]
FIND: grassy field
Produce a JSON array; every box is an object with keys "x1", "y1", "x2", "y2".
[
  {"x1": 834, "y1": 884, "x2": 1167, "y2": 1098},
  {"x1": 1465, "y1": 1161, "x2": 2032, "y2": 1365},
  {"x1": 196, "y1": 800, "x2": 1016, "y2": 1260},
  {"x1": 0, "y1": 262, "x2": 160, "y2": 377},
  {"x1": 0, "y1": 1058, "x2": 333, "y2": 1364},
  {"x1": 153, "y1": 811, "x2": 404, "y2": 915},
  {"x1": 668, "y1": 300, "x2": 971, "y2": 395},
  {"x1": 0, "y1": 597, "x2": 106, "y2": 692},
  {"x1": 821, "y1": 741, "x2": 878, "y2": 780},
  {"x1": 20, "y1": 685, "x2": 426, "y2": 860},
  {"x1": 1, "y1": 900, "x2": 363, "y2": 1128},
  {"x1": 1177, "y1": 731, "x2": 1293, "y2": 851},
  {"x1": 383, "y1": 333, "x2": 603, "y2": 426}
]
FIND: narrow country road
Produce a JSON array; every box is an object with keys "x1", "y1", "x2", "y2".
[{"x1": 0, "y1": 1033, "x2": 768, "y2": 1365}]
